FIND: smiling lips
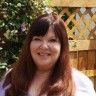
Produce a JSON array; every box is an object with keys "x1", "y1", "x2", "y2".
[{"x1": 37, "y1": 52, "x2": 51, "y2": 56}]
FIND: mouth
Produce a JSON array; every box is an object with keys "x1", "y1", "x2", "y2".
[{"x1": 37, "y1": 52, "x2": 51, "y2": 56}]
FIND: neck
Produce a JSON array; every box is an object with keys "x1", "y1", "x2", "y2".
[
  {"x1": 34, "y1": 70, "x2": 51, "y2": 82},
  {"x1": 28, "y1": 70, "x2": 52, "y2": 96}
]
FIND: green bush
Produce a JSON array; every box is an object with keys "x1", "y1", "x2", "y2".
[{"x1": 0, "y1": 0, "x2": 48, "y2": 70}]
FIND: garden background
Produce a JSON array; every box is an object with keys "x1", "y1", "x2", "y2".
[{"x1": 0, "y1": 0, "x2": 96, "y2": 90}]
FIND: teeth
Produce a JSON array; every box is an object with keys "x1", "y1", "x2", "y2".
[{"x1": 38, "y1": 53, "x2": 49, "y2": 56}]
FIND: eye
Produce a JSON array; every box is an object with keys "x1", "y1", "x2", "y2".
[
  {"x1": 32, "y1": 37, "x2": 41, "y2": 41},
  {"x1": 49, "y1": 38, "x2": 57, "y2": 42}
]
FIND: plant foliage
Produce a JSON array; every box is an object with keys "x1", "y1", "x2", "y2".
[{"x1": 0, "y1": 0, "x2": 47, "y2": 69}]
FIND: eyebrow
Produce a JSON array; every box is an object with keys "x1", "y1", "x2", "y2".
[
  {"x1": 33, "y1": 35, "x2": 58, "y2": 39},
  {"x1": 48, "y1": 36, "x2": 59, "y2": 41},
  {"x1": 49, "y1": 36, "x2": 56, "y2": 38}
]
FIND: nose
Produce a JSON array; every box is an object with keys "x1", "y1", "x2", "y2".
[{"x1": 40, "y1": 41, "x2": 49, "y2": 49}]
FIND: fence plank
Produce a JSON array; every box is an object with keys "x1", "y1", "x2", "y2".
[
  {"x1": 69, "y1": 40, "x2": 96, "y2": 51},
  {"x1": 78, "y1": 51, "x2": 88, "y2": 70},
  {"x1": 50, "y1": 0, "x2": 96, "y2": 7},
  {"x1": 70, "y1": 52, "x2": 78, "y2": 68},
  {"x1": 87, "y1": 50, "x2": 95, "y2": 70}
]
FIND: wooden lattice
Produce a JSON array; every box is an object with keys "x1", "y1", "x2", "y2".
[
  {"x1": 57, "y1": 8, "x2": 96, "y2": 81},
  {"x1": 49, "y1": 0, "x2": 96, "y2": 89},
  {"x1": 59, "y1": 7, "x2": 96, "y2": 40}
]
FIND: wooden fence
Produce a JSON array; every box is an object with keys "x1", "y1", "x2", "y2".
[
  {"x1": 69, "y1": 40, "x2": 96, "y2": 89},
  {"x1": 50, "y1": 0, "x2": 96, "y2": 89},
  {"x1": 69, "y1": 40, "x2": 96, "y2": 75},
  {"x1": 58, "y1": 7, "x2": 96, "y2": 77}
]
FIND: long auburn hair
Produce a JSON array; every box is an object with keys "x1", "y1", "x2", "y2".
[{"x1": 3, "y1": 13, "x2": 73, "y2": 96}]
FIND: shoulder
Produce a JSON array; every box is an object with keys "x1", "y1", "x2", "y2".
[
  {"x1": 0, "y1": 79, "x2": 5, "y2": 96},
  {"x1": 72, "y1": 68, "x2": 92, "y2": 86},
  {"x1": 0, "y1": 69, "x2": 12, "y2": 96},
  {"x1": 0, "y1": 78, "x2": 10, "y2": 96},
  {"x1": 72, "y1": 68, "x2": 96, "y2": 96}
]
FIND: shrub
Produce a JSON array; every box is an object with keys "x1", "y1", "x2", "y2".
[{"x1": 0, "y1": 0, "x2": 47, "y2": 69}]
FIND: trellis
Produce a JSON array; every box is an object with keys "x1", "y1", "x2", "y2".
[
  {"x1": 58, "y1": 7, "x2": 96, "y2": 40},
  {"x1": 50, "y1": 0, "x2": 96, "y2": 89}
]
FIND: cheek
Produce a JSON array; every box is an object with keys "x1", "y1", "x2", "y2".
[
  {"x1": 30, "y1": 43, "x2": 34, "y2": 54},
  {"x1": 30, "y1": 42, "x2": 38, "y2": 52},
  {"x1": 52, "y1": 45, "x2": 61, "y2": 57},
  {"x1": 30, "y1": 43, "x2": 37, "y2": 58}
]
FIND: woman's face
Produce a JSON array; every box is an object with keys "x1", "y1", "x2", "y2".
[{"x1": 30, "y1": 27, "x2": 61, "y2": 71}]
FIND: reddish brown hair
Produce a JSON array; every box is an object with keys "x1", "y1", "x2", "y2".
[{"x1": 3, "y1": 13, "x2": 73, "y2": 96}]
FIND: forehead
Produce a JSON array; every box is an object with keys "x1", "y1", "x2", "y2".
[
  {"x1": 43, "y1": 27, "x2": 58, "y2": 39},
  {"x1": 46, "y1": 27, "x2": 55, "y2": 36}
]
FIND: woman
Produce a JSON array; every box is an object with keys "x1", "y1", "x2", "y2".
[{"x1": 0, "y1": 13, "x2": 96, "y2": 96}]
